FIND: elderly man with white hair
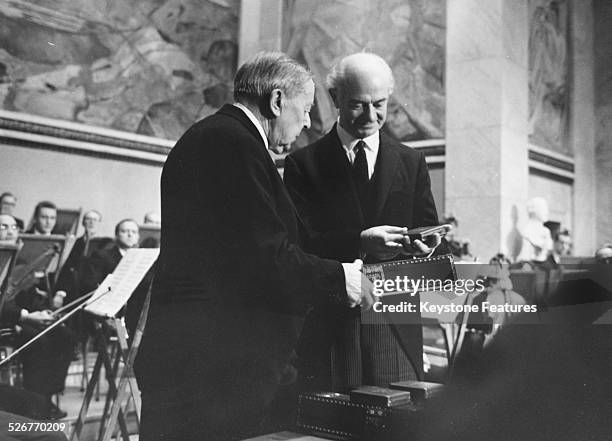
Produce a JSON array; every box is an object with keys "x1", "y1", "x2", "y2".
[
  {"x1": 285, "y1": 52, "x2": 441, "y2": 392},
  {"x1": 137, "y1": 52, "x2": 375, "y2": 441}
]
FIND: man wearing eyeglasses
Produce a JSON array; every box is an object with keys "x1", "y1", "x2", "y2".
[
  {"x1": 0, "y1": 213, "x2": 75, "y2": 419},
  {"x1": 0, "y1": 214, "x2": 19, "y2": 244}
]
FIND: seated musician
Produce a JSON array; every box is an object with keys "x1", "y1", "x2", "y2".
[
  {"x1": 26, "y1": 201, "x2": 57, "y2": 236},
  {"x1": 79, "y1": 219, "x2": 140, "y2": 294},
  {"x1": 0, "y1": 213, "x2": 19, "y2": 245},
  {"x1": 595, "y1": 243, "x2": 612, "y2": 264},
  {"x1": 81, "y1": 219, "x2": 148, "y2": 336},
  {"x1": 54, "y1": 210, "x2": 113, "y2": 344},
  {"x1": 0, "y1": 214, "x2": 74, "y2": 420},
  {"x1": 55, "y1": 210, "x2": 113, "y2": 302},
  {"x1": 0, "y1": 192, "x2": 25, "y2": 231}
]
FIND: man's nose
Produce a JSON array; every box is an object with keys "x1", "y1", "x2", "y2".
[{"x1": 364, "y1": 103, "x2": 377, "y2": 121}]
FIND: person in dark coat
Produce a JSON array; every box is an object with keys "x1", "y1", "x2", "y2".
[
  {"x1": 136, "y1": 51, "x2": 374, "y2": 441},
  {"x1": 284, "y1": 52, "x2": 441, "y2": 391}
]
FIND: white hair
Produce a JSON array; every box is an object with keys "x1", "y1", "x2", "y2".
[
  {"x1": 234, "y1": 51, "x2": 313, "y2": 102},
  {"x1": 326, "y1": 52, "x2": 394, "y2": 93}
]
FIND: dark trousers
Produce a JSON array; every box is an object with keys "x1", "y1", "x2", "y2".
[
  {"x1": 18, "y1": 324, "x2": 75, "y2": 397},
  {"x1": 0, "y1": 385, "x2": 50, "y2": 420},
  {"x1": 139, "y1": 374, "x2": 283, "y2": 441}
]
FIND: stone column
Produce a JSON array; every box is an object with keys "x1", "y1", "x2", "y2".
[
  {"x1": 593, "y1": 0, "x2": 612, "y2": 249},
  {"x1": 445, "y1": 0, "x2": 530, "y2": 261}
]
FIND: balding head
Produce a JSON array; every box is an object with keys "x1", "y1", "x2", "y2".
[
  {"x1": 596, "y1": 244, "x2": 612, "y2": 263},
  {"x1": 143, "y1": 212, "x2": 161, "y2": 226},
  {"x1": 327, "y1": 52, "x2": 394, "y2": 139},
  {"x1": 82, "y1": 210, "x2": 102, "y2": 236},
  {"x1": 327, "y1": 52, "x2": 394, "y2": 94}
]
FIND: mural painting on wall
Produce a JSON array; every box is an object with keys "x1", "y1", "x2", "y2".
[
  {"x1": 0, "y1": 0, "x2": 239, "y2": 141},
  {"x1": 528, "y1": 0, "x2": 570, "y2": 155},
  {"x1": 283, "y1": 0, "x2": 445, "y2": 147}
]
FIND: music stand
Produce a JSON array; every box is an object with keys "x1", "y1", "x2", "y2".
[
  {"x1": 70, "y1": 248, "x2": 159, "y2": 441},
  {"x1": 14, "y1": 234, "x2": 65, "y2": 269},
  {"x1": 14, "y1": 234, "x2": 70, "y2": 290}
]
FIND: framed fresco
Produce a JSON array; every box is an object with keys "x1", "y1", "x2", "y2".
[{"x1": 0, "y1": 0, "x2": 240, "y2": 149}]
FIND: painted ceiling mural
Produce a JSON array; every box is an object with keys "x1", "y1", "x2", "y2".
[
  {"x1": 283, "y1": 0, "x2": 446, "y2": 146},
  {"x1": 0, "y1": 0, "x2": 239, "y2": 140},
  {"x1": 528, "y1": 0, "x2": 570, "y2": 155}
]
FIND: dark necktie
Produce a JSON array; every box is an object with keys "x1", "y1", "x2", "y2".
[
  {"x1": 352, "y1": 140, "x2": 369, "y2": 205},
  {"x1": 352, "y1": 140, "x2": 368, "y2": 184}
]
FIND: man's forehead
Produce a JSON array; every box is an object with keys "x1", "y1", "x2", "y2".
[
  {"x1": 119, "y1": 222, "x2": 138, "y2": 230},
  {"x1": 0, "y1": 215, "x2": 15, "y2": 224}
]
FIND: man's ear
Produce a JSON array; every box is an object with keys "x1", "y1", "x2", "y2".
[
  {"x1": 329, "y1": 88, "x2": 340, "y2": 108},
  {"x1": 269, "y1": 89, "x2": 283, "y2": 117}
]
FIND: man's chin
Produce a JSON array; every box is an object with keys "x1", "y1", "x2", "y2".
[
  {"x1": 354, "y1": 126, "x2": 379, "y2": 138},
  {"x1": 270, "y1": 144, "x2": 289, "y2": 154}
]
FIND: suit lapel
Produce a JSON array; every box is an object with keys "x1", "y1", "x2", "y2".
[
  {"x1": 370, "y1": 133, "x2": 399, "y2": 224},
  {"x1": 218, "y1": 105, "x2": 305, "y2": 230},
  {"x1": 318, "y1": 127, "x2": 365, "y2": 226},
  {"x1": 217, "y1": 104, "x2": 267, "y2": 151}
]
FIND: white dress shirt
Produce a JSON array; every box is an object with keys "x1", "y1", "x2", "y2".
[{"x1": 336, "y1": 123, "x2": 380, "y2": 179}]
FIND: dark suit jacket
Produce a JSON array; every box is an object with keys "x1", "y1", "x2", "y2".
[
  {"x1": 79, "y1": 244, "x2": 122, "y2": 295},
  {"x1": 136, "y1": 105, "x2": 345, "y2": 410},
  {"x1": 284, "y1": 126, "x2": 439, "y2": 391},
  {"x1": 55, "y1": 236, "x2": 114, "y2": 302}
]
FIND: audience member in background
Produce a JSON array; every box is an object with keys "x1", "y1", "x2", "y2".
[
  {"x1": 518, "y1": 197, "x2": 553, "y2": 264},
  {"x1": 80, "y1": 219, "x2": 140, "y2": 294},
  {"x1": 444, "y1": 216, "x2": 472, "y2": 261},
  {"x1": 26, "y1": 201, "x2": 57, "y2": 236},
  {"x1": 0, "y1": 192, "x2": 24, "y2": 231},
  {"x1": 595, "y1": 243, "x2": 612, "y2": 264},
  {"x1": 553, "y1": 229, "x2": 572, "y2": 258},
  {"x1": 542, "y1": 228, "x2": 572, "y2": 268},
  {"x1": 143, "y1": 212, "x2": 161, "y2": 226},
  {"x1": 465, "y1": 254, "x2": 527, "y2": 348},
  {"x1": 552, "y1": 230, "x2": 572, "y2": 262},
  {"x1": 0, "y1": 214, "x2": 74, "y2": 420}
]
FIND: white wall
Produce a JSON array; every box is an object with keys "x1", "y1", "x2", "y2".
[{"x1": 0, "y1": 144, "x2": 162, "y2": 237}]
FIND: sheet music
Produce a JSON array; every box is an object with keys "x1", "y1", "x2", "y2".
[{"x1": 85, "y1": 248, "x2": 159, "y2": 318}]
